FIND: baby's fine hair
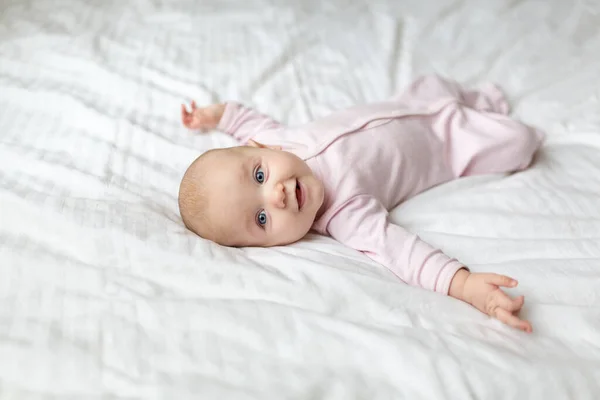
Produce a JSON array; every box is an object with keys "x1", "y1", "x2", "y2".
[{"x1": 178, "y1": 148, "x2": 224, "y2": 243}]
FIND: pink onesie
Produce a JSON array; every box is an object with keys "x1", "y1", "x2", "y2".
[{"x1": 216, "y1": 75, "x2": 545, "y2": 294}]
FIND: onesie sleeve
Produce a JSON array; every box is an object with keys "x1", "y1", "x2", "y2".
[
  {"x1": 217, "y1": 102, "x2": 284, "y2": 144},
  {"x1": 326, "y1": 195, "x2": 464, "y2": 294}
]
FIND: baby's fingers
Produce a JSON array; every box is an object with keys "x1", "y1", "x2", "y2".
[
  {"x1": 181, "y1": 104, "x2": 191, "y2": 121},
  {"x1": 484, "y1": 273, "x2": 518, "y2": 288},
  {"x1": 495, "y1": 308, "x2": 533, "y2": 334},
  {"x1": 491, "y1": 291, "x2": 524, "y2": 313}
]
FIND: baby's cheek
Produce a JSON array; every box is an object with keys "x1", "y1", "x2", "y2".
[
  {"x1": 295, "y1": 214, "x2": 314, "y2": 236},
  {"x1": 276, "y1": 214, "x2": 309, "y2": 240}
]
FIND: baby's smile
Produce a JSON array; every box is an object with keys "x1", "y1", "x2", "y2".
[{"x1": 295, "y1": 180, "x2": 304, "y2": 210}]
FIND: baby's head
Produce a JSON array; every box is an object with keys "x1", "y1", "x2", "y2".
[{"x1": 178, "y1": 141, "x2": 325, "y2": 247}]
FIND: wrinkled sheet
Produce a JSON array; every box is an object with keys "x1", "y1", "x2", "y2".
[{"x1": 1, "y1": 0, "x2": 600, "y2": 398}]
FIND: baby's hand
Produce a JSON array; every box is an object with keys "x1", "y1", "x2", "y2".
[
  {"x1": 181, "y1": 101, "x2": 225, "y2": 131},
  {"x1": 449, "y1": 269, "x2": 533, "y2": 333}
]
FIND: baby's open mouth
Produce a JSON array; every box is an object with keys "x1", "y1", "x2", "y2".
[{"x1": 295, "y1": 180, "x2": 304, "y2": 210}]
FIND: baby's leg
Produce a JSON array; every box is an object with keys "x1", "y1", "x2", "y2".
[
  {"x1": 393, "y1": 75, "x2": 509, "y2": 114},
  {"x1": 431, "y1": 101, "x2": 545, "y2": 177}
]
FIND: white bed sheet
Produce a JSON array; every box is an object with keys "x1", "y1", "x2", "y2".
[{"x1": 1, "y1": 0, "x2": 600, "y2": 398}]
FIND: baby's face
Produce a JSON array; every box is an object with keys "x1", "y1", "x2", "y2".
[{"x1": 204, "y1": 144, "x2": 324, "y2": 246}]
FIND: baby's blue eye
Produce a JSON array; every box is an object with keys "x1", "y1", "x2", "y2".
[
  {"x1": 256, "y1": 210, "x2": 267, "y2": 226},
  {"x1": 254, "y1": 167, "x2": 265, "y2": 184}
]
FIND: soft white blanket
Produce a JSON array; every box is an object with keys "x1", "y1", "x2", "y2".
[{"x1": 1, "y1": 0, "x2": 599, "y2": 398}]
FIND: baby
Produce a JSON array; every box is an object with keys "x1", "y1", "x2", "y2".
[{"x1": 178, "y1": 75, "x2": 545, "y2": 333}]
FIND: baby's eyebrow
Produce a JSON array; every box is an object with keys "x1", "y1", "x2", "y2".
[
  {"x1": 240, "y1": 154, "x2": 263, "y2": 188},
  {"x1": 244, "y1": 212, "x2": 256, "y2": 237},
  {"x1": 238, "y1": 156, "x2": 253, "y2": 185},
  {"x1": 234, "y1": 161, "x2": 246, "y2": 187}
]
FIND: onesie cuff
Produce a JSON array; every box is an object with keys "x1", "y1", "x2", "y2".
[
  {"x1": 216, "y1": 102, "x2": 241, "y2": 136},
  {"x1": 435, "y1": 259, "x2": 468, "y2": 294}
]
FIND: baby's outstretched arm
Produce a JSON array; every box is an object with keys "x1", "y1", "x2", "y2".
[
  {"x1": 327, "y1": 195, "x2": 532, "y2": 333},
  {"x1": 181, "y1": 101, "x2": 283, "y2": 145}
]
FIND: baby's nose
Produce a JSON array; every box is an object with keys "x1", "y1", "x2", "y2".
[{"x1": 269, "y1": 182, "x2": 286, "y2": 209}]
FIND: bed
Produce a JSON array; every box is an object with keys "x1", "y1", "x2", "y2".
[{"x1": 1, "y1": 0, "x2": 600, "y2": 398}]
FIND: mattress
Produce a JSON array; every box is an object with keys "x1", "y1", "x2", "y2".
[{"x1": 1, "y1": 0, "x2": 600, "y2": 398}]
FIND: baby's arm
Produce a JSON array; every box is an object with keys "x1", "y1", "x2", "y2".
[
  {"x1": 181, "y1": 101, "x2": 283, "y2": 145},
  {"x1": 327, "y1": 195, "x2": 532, "y2": 333}
]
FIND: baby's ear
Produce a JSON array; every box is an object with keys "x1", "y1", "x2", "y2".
[{"x1": 247, "y1": 140, "x2": 281, "y2": 150}]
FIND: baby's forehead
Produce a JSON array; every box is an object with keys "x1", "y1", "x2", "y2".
[
  {"x1": 206, "y1": 187, "x2": 251, "y2": 246},
  {"x1": 203, "y1": 147, "x2": 242, "y2": 166},
  {"x1": 204, "y1": 149, "x2": 252, "y2": 214},
  {"x1": 204, "y1": 146, "x2": 255, "y2": 168},
  {"x1": 203, "y1": 148, "x2": 249, "y2": 181}
]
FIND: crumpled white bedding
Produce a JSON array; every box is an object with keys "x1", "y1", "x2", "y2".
[{"x1": 1, "y1": 0, "x2": 600, "y2": 398}]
